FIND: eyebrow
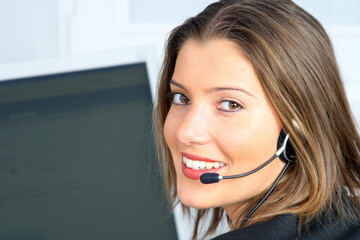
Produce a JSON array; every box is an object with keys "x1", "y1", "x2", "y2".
[{"x1": 169, "y1": 79, "x2": 255, "y2": 98}]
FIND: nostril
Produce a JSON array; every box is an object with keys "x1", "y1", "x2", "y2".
[
  {"x1": 176, "y1": 122, "x2": 211, "y2": 146},
  {"x1": 166, "y1": 104, "x2": 212, "y2": 146}
]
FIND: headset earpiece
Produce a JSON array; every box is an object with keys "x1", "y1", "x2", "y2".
[{"x1": 277, "y1": 130, "x2": 296, "y2": 163}]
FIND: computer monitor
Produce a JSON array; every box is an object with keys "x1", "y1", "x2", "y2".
[{"x1": 0, "y1": 47, "x2": 177, "y2": 240}]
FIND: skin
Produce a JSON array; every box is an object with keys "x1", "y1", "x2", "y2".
[{"x1": 163, "y1": 38, "x2": 285, "y2": 222}]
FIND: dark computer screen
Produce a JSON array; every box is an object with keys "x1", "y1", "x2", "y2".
[{"x1": 0, "y1": 62, "x2": 177, "y2": 239}]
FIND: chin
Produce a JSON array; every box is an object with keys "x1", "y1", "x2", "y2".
[
  {"x1": 178, "y1": 194, "x2": 210, "y2": 209},
  {"x1": 177, "y1": 182, "x2": 217, "y2": 209}
]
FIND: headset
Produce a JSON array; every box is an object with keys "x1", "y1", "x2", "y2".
[{"x1": 200, "y1": 129, "x2": 296, "y2": 226}]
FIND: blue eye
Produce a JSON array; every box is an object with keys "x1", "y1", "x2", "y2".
[
  {"x1": 218, "y1": 100, "x2": 243, "y2": 112},
  {"x1": 170, "y1": 92, "x2": 190, "y2": 105}
]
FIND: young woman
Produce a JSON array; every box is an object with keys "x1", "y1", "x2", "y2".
[{"x1": 153, "y1": 0, "x2": 360, "y2": 239}]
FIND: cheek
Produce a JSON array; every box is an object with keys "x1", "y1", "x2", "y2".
[
  {"x1": 214, "y1": 110, "x2": 281, "y2": 168},
  {"x1": 164, "y1": 110, "x2": 184, "y2": 177},
  {"x1": 215, "y1": 128, "x2": 254, "y2": 165}
]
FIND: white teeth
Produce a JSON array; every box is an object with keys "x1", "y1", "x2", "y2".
[
  {"x1": 183, "y1": 156, "x2": 225, "y2": 170},
  {"x1": 192, "y1": 161, "x2": 200, "y2": 170},
  {"x1": 186, "y1": 159, "x2": 193, "y2": 168},
  {"x1": 199, "y1": 161, "x2": 206, "y2": 169},
  {"x1": 206, "y1": 162, "x2": 214, "y2": 169}
]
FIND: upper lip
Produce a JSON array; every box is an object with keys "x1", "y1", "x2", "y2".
[{"x1": 181, "y1": 152, "x2": 222, "y2": 163}]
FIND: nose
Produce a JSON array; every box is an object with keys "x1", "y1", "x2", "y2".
[{"x1": 175, "y1": 105, "x2": 212, "y2": 146}]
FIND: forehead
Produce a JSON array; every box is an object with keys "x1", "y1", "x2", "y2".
[{"x1": 172, "y1": 38, "x2": 263, "y2": 95}]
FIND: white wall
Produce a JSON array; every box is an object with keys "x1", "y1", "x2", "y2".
[
  {"x1": 0, "y1": 1, "x2": 359, "y2": 239},
  {"x1": 0, "y1": 0, "x2": 59, "y2": 63}
]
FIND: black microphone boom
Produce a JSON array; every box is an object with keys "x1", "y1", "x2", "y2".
[
  {"x1": 200, "y1": 154, "x2": 277, "y2": 184},
  {"x1": 200, "y1": 134, "x2": 290, "y2": 184},
  {"x1": 200, "y1": 172, "x2": 222, "y2": 184}
]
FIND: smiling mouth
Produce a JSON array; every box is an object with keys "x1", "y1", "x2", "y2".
[{"x1": 183, "y1": 156, "x2": 225, "y2": 170}]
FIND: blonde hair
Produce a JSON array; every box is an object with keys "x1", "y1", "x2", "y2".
[{"x1": 153, "y1": 0, "x2": 360, "y2": 238}]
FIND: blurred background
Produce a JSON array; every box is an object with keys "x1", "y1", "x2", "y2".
[
  {"x1": 0, "y1": 1, "x2": 359, "y2": 240},
  {"x1": 0, "y1": 0, "x2": 359, "y2": 121}
]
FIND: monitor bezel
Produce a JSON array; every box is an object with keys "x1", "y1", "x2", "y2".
[{"x1": 0, "y1": 45, "x2": 159, "y2": 99}]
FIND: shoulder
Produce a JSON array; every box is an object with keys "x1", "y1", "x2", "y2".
[
  {"x1": 212, "y1": 214, "x2": 360, "y2": 240},
  {"x1": 212, "y1": 214, "x2": 298, "y2": 240},
  {"x1": 300, "y1": 214, "x2": 360, "y2": 240}
]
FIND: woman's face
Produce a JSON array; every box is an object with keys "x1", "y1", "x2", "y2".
[{"x1": 164, "y1": 38, "x2": 285, "y2": 220}]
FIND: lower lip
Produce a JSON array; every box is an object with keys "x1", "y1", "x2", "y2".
[{"x1": 182, "y1": 162, "x2": 224, "y2": 180}]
